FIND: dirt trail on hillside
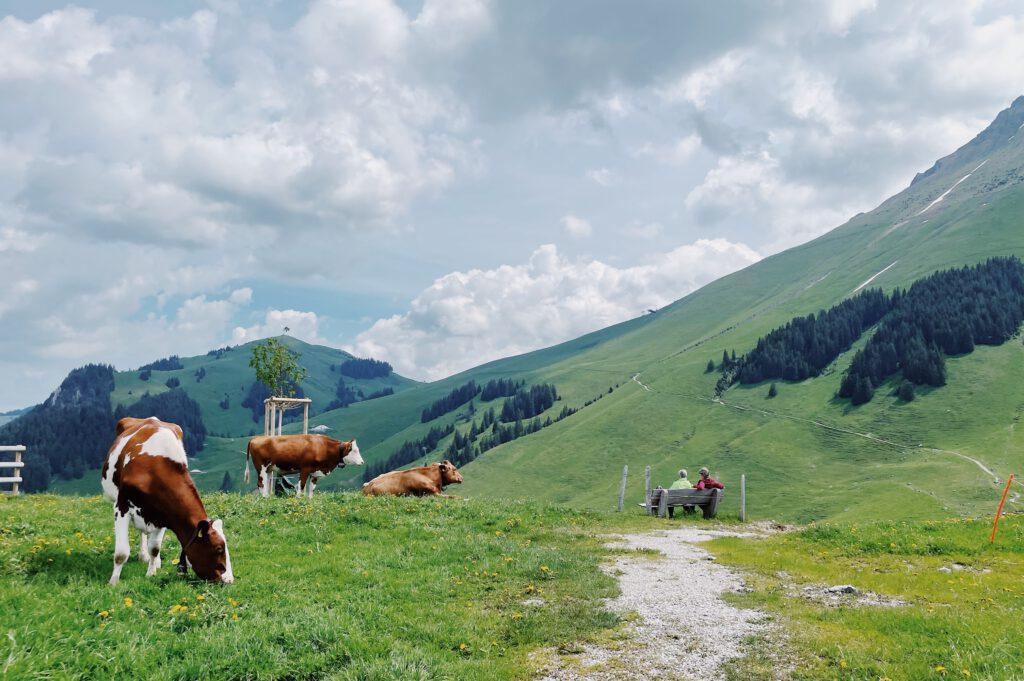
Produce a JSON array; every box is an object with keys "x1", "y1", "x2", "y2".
[{"x1": 538, "y1": 526, "x2": 774, "y2": 680}]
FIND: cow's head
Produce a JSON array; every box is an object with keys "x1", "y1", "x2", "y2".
[
  {"x1": 340, "y1": 440, "x2": 364, "y2": 466},
  {"x1": 438, "y1": 460, "x2": 463, "y2": 486},
  {"x1": 184, "y1": 519, "x2": 234, "y2": 583}
]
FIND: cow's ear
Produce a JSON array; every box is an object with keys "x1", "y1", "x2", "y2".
[
  {"x1": 197, "y1": 518, "x2": 211, "y2": 539},
  {"x1": 438, "y1": 462, "x2": 448, "y2": 472}
]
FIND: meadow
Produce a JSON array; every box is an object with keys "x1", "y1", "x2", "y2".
[
  {"x1": 0, "y1": 493, "x2": 643, "y2": 680},
  {"x1": 714, "y1": 514, "x2": 1024, "y2": 680},
  {"x1": 2, "y1": 491, "x2": 1022, "y2": 679}
]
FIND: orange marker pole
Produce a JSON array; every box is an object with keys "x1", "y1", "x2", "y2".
[{"x1": 990, "y1": 474, "x2": 1015, "y2": 543}]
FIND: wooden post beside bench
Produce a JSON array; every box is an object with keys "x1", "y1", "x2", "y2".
[{"x1": 647, "y1": 487, "x2": 723, "y2": 519}]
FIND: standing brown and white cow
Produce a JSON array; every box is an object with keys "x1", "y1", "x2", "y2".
[
  {"x1": 362, "y1": 460, "x2": 464, "y2": 497},
  {"x1": 244, "y1": 434, "x2": 364, "y2": 497},
  {"x1": 101, "y1": 417, "x2": 234, "y2": 586}
]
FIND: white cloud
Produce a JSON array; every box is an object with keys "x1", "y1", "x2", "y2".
[
  {"x1": 0, "y1": 5, "x2": 476, "y2": 253},
  {"x1": 232, "y1": 309, "x2": 325, "y2": 346},
  {"x1": 33, "y1": 288, "x2": 251, "y2": 365},
  {"x1": 685, "y1": 152, "x2": 855, "y2": 250},
  {"x1": 412, "y1": 0, "x2": 492, "y2": 52},
  {"x1": 228, "y1": 287, "x2": 253, "y2": 305},
  {"x1": 586, "y1": 167, "x2": 614, "y2": 186},
  {"x1": 561, "y1": 214, "x2": 593, "y2": 238},
  {"x1": 347, "y1": 240, "x2": 760, "y2": 380}
]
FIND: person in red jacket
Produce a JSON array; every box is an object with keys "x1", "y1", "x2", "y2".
[{"x1": 694, "y1": 467, "x2": 724, "y2": 490}]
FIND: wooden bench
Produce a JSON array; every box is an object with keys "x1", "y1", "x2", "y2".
[{"x1": 647, "y1": 487, "x2": 723, "y2": 519}]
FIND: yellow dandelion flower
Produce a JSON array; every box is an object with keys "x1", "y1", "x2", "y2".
[
  {"x1": 540, "y1": 565, "x2": 550, "y2": 573},
  {"x1": 935, "y1": 665, "x2": 947, "y2": 673},
  {"x1": 839, "y1": 660, "x2": 847, "y2": 669},
  {"x1": 98, "y1": 610, "x2": 110, "y2": 619},
  {"x1": 459, "y1": 643, "x2": 468, "y2": 651},
  {"x1": 962, "y1": 670, "x2": 971, "y2": 677},
  {"x1": 123, "y1": 597, "x2": 133, "y2": 608},
  {"x1": 196, "y1": 594, "x2": 205, "y2": 601},
  {"x1": 232, "y1": 613, "x2": 239, "y2": 621},
  {"x1": 171, "y1": 558, "x2": 180, "y2": 565},
  {"x1": 227, "y1": 597, "x2": 239, "y2": 607}
]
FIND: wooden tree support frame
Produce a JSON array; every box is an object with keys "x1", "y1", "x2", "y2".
[
  {"x1": 0, "y1": 445, "x2": 25, "y2": 496},
  {"x1": 263, "y1": 397, "x2": 312, "y2": 437},
  {"x1": 262, "y1": 397, "x2": 312, "y2": 493}
]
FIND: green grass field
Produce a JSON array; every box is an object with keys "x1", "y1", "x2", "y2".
[
  {"x1": 713, "y1": 514, "x2": 1024, "y2": 680},
  {"x1": 3, "y1": 493, "x2": 1022, "y2": 679},
  {"x1": 0, "y1": 493, "x2": 644, "y2": 679}
]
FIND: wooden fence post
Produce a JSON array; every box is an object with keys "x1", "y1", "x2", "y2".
[
  {"x1": 740, "y1": 474, "x2": 746, "y2": 522},
  {"x1": 0, "y1": 445, "x2": 25, "y2": 496},
  {"x1": 644, "y1": 465, "x2": 651, "y2": 510},
  {"x1": 617, "y1": 465, "x2": 628, "y2": 512}
]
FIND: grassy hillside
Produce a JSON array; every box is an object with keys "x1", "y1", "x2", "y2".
[
  {"x1": 444, "y1": 99, "x2": 1024, "y2": 521},
  {"x1": 110, "y1": 336, "x2": 419, "y2": 439}
]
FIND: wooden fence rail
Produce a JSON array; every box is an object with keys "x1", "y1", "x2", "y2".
[{"x1": 0, "y1": 445, "x2": 25, "y2": 496}]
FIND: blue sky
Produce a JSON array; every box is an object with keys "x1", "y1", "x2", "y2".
[{"x1": 1, "y1": 0, "x2": 1023, "y2": 409}]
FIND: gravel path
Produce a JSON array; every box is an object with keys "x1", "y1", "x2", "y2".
[{"x1": 539, "y1": 526, "x2": 771, "y2": 680}]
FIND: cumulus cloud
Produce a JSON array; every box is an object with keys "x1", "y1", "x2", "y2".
[
  {"x1": 561, "y1": 214, "x2": 593, "y2": 238},
  {"x1": 347, "y1": 240, "x2": 761, "y2": 380},
  {"x1": 0, "y1": 4, "x2": 476, "y2": 253},
  {"x1": 660, "y1": 3, "x2": 1024, "y2": 249},
  {"x1": 32, "y1": 288, "x2": 252, "y2": 366},
  {"x1": 232, "y1": 310, "x2": 325, "y2": 346}
]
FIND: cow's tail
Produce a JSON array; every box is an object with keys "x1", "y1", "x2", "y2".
[{"x1": 243, "y1": 442, "x2": 251, "y2": 485}]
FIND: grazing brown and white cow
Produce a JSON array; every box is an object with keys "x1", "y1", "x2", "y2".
[
  {"x1": 244, "y1": 434, "x2": 364, "y2": 498},
  {"x1": 101, "y1": 417, "x2": 233, "y2": 586},
  {"x1": 362, "y1": 460, "x2": 464, "y2": 497}
]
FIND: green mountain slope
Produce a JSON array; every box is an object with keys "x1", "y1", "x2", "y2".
[
  {"x1": 109, "y1": 336, "x2": 418, "y2": 438},
  {"x1": 46, "y1": 337, "x2": 419, "y2": 494},
  {"x1": 457, "y1": 96, "x2": 1024, "y2": 520}
]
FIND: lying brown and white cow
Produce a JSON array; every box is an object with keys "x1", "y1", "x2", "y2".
[
  {"x1": 101, "y1": 417, "x2": 234, "y2": 586},
  {"x1": 244, "y1": 434, "x2": 364, "y2": 498},
  {"x1": 362, "y1": 460, "x2": 464, "y2": 497}
]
